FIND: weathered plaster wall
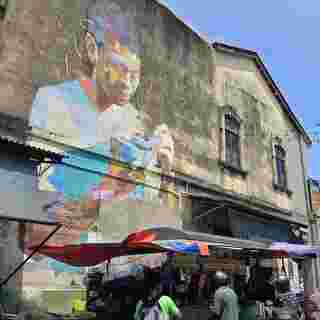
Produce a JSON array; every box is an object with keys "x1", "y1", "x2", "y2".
[{"x1": 213, "y1": 50, "x2": 308, "y2": 223}]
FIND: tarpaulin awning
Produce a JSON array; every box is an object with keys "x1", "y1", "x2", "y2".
[
  {"x1": 29, "y1": 227, "x2": 211, "y2": 267},
  {"x1": 29, "y1": 228, "x2": 318, "y2": 267},
  {"x1": 33, "y1": 242, "x2": 169, "y2": 267},
  {"x1": 123, "y1": 227, "x2": 210, "y2": 255}
]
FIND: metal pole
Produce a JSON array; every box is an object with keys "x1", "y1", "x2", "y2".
[
  {"x1": 310, "y1": 223, "x2": 320, "y2": 288},
  {"x1": 300, "y1": 130, "x2": 318, "y2": 291},
  {"x1": 0, "y1": 223, "x2": 62, "y2": 288},
  {"x1": 307, "y1": 178, "x2": 319, "y2": 289}
]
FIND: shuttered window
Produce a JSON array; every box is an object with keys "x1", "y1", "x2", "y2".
[
  {"x1": 275, "y1": 144, "x2": 287, "y2": 189},
  {"x1": 225, "y1": 114, "x2": 241, "y2": 169}
]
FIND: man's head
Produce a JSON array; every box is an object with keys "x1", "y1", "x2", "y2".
[
  {"x1": 84, "y1": 1, "x2": 141, "y2": 106},
  {"x1": 214, "y1": 271, "x2": 229, "y2": 288}
]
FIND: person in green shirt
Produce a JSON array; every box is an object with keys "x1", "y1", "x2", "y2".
[
  {"x1": 134, "y1": 272, "x2": 182, "y2": 320},
  {"x1": 211, "y1": 271, "x2": 240, "y2": 320},
  {"x1": 158, "y1": 295, "x2": 182, "y2": 320}
]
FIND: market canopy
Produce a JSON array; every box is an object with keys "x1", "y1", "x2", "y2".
[
  {"x1": 28, "y1": 227, "x2": 212, "y2": 267},
  {"x1": 33, "y1": 242, "x2": 169, "y2": 267},
  {"x1": 28, "y1": 227, "x2": 319, "y2": 267},
  {"x1": 29, "y1": 240, "x2": 208, "y2": 267},
  {"x1": 270, "y1": 242, "x2": 320, "y2": 258}
]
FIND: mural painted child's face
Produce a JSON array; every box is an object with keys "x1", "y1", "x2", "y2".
[
  {"x1": 98, "y1": 34, "x2": 140, "y2": 105},
  {"x1": 86, "y1": 15, "x2": 141, "y2": 106}
]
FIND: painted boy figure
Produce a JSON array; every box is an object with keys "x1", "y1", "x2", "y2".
[
  {"x1": 28, "y1": 1, "x2": 178, "y2": 251},
  {"x1": 31, "y1": 5, "x2": 145, "y2": 155}
]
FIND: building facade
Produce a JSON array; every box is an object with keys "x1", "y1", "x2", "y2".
[
  {"x1": 0, "y1": 0, "x2": 312, "y2": 286},
  {"x1": 187, "y1": 42, "x2": 311, "y2": 243}
]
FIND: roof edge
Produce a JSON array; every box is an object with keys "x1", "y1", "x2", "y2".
[
  {"x1": 154, "y1": 0, "x2": 211, "y2": 46},
  {"x1": 212, "y1": 42, "x2": 312, "y2": 145}
]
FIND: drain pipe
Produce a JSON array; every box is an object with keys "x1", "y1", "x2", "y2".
[{"x1": 298, "y1": 133, "x2": 319, "y2": 289}]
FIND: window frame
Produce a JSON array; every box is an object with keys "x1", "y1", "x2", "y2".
[
  {"x1": 224, "y1": 113, "x2": 241, "y2": 169},
  {"x1": 272, "y1": 137, "x2": 292, "y2": 197},
  {"x1": 275, "y1": 144, "x2": 287, "y2": 188},
  {"x1": 219, "y1": 106, "x2": 248, "y2": 178}
]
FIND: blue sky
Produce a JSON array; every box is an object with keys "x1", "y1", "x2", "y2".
[{"x1": 159, "y1": 0, "x2": 319, "y2": 178}]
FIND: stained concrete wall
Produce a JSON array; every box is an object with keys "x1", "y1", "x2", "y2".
[{"x1": 213, "y1": 50, "x2": 309, "y2": 224}]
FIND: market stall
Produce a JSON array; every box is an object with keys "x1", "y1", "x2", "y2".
[{"x1": 28, "y1": 227, "x2": 320, "y2": 319}]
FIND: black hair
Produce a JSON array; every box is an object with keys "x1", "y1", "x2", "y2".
[
  {"x1": 76, "y1": 0, "x2": 140, "y2": 78},
  {"x1": 141, "y1": 271, "x2": 161, "y2": 304}
]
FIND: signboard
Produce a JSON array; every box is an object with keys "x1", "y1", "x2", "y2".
[
  {"x1": 200, "y1": 257, "x2": 241, "y2": 273},
  {"x1": 229, "y1": 209, "x2": 290, "y2": 242},
  {"x1": 0, "y1": 191, "x2": 60, "y2": 225},
  {"x1": 174, "y1": 255, "x2": 241, "y2": 273},
  {"x1": 312, "y1": 192, "x2": 320, "y2": 210}
]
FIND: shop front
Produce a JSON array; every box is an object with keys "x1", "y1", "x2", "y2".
[{"x1": 177, "y1": 191, "x2": 310, "y2": 319}]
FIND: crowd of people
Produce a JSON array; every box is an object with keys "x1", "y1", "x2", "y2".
[
  {"x1": 88, "y1": 259, "x2": 305, "y2": 320},
  {"x1": 134, "y1": 265, "x2": 240, "y2": 320},
  {"x1": 87, "y1": 261, "x2": 241, "y2": 320},
  {"x1": 154, "y1": 262, "x2": 213, "y2": 307}
]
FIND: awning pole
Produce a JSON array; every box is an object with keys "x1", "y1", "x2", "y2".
[{"x1": 0, "y1": 223, "x2": 62, "y2": 288}]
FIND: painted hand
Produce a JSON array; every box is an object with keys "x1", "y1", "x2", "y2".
[{"x1": 154, "y1": 124, "x2": 175, "y2": 175}]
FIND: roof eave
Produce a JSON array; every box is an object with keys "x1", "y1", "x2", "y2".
[{"x1": 0, "y1": 135, "x2": 64, "y2": 163}]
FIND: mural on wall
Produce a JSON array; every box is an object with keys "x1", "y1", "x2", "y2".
[{"x1": 25, "y1": 0, "x2": 205, "y2": 279}]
